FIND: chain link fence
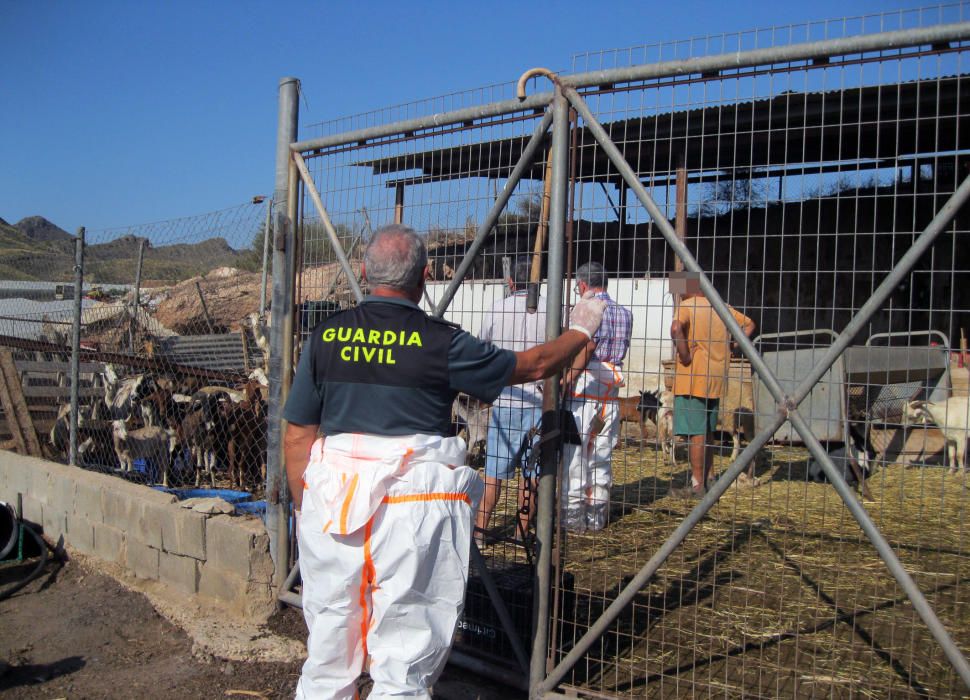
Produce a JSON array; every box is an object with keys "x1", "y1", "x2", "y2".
[{"x1": 0, "y1": 201, "x2": 272, "y2": 503}]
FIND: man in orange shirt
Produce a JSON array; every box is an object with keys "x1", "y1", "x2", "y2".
[{"x1": 669, "y1": 271, "x2": 755, "y2": 498}]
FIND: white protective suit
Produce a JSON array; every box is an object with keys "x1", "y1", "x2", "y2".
[
  {"x1": 296, "y1": 433, "x2": 484, "y2": 700},
  {"x1": 561, "y1": 359, "x2": 623, "y2": 532}
]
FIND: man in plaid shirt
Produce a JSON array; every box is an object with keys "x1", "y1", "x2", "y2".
[{"x1": 561, "y1": 262, "x2": 633, "y2": 531}]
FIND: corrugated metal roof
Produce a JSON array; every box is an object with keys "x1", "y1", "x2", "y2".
[
  {"x1": 354, "y1": 75, "x2": 970, "y2": 185},
  {"x1": 154, "y1": 330, "x2": 265, "y2": 372}
]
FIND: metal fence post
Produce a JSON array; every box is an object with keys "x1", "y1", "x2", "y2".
[
  {"x1": 531, "y1": 84, "x2": 569, "y2": 695},
  {"x1": 266, "y1": 76, "x2": 300, "y2": 586},
  {"x1": 259, "y1": 198, "x2": 273, "y2": 317},
  {"x1": 129, "y1": 238, "x2": 145, "y2": 352},
  {"x1": 68, "y1": 227, "x2": 85, "y2": 467}
]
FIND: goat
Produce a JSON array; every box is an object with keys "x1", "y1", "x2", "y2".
[
  {"x1": 156, "y1": 373, "x2": 201, "y2": 397},
  {"x1": 223, "y1": 382, "x2": 267, "y2": 489},
  {"x1": 666, "y1": 399, "x2": 754, "y2": 468},
  {"x1": 451, "y1": 395, "x2": 490, "y2": 466},
  {"x1": 139, "y1": 386, "x2": 186, "y2": 430},
  {"x1": 192, "y1": 385, "x2": 246, "y2": 404},
  {"x1": 49, "y1": 402, "x2": 111, "y2": 462},
  {"x1": 722, "y1": 407, "x2": 755, "y2": 462},
  {"x1": 807, "y1": 425, "x2": 876, "y2": 486},
  {"x1": 111, "y1": 420, "x2": 176, "y2": 486},
  {"x1": 76, "y1": 420, "x2": 118, "y2": 470},
  {"x1": 248, "y1": 367, "x2": 269, "y2": 388},
  {"x1": 180, "y1": 394, "x2": 223, "y2": 486},
  {"x1": 101, "y1": 366, "x2": 157, "y2": 423},
  {"x1": 906, "y1": 397, "x2": 970, "y2": 474},
  {"x1": 618, "y1": 390, "x2": 662, "y2": 441},
  {"x1": 247, "y1": 312, "x2": 270, "y2": 372},
  {"x1": 656, "y1": 391, "x2": 674, "y2": 463},
  {"x1": 49, "y1": 402, "x2": 75, "y2": 457}
]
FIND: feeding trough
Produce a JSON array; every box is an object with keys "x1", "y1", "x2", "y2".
[{"x1": 752, "y1": 329, "x2": 952, "y2": 471}]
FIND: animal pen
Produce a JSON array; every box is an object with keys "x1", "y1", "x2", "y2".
[
  {"x1": 269, "y1": 8, "x2": 970, "y2": 699},
  {"x1": 0, "y1": 202, "x2": 272, "y2": 494}
]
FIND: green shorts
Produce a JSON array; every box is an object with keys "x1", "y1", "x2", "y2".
[{"x1": 673, "y1": 395, "x2": 719, "y2": 437}]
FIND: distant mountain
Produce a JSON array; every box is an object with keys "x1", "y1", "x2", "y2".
[
  {"x1": 0, "y1": 216, "x2": 254, "y2": 284},
  {"x1": 0, "y1": 218, "x2": 75, "y2": 279},
  {"x1": 83, "y1": 235, "x2": 246, "y2": 284},
  {"x1": 15, "y1": 216, "x2": 73, "y2": 244}
]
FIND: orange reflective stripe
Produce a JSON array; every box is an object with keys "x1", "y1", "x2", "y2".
[
  {"x1": 359, "y1": 516, "x2": 376, "y2": 658},
  {"x1": 322, "y1": 519, "x2": 332, "y2": 533},
  {"x1": 339, "y1": 473, "x2": 359, "y2": 534},
  {"x1": 382, "y1": 492, "x2": 471, "y2": 505},
  {"x1": 571, "y1": 392, "x2": 619, "y2": 402},
  {"x1": 603, "y1": 361, "x2": 622, "y2": 387}
]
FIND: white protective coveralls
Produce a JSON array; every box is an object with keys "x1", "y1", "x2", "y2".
[
  {"x1": 561, "y1": 358, "x2": 623, "y2": 532},
  {"x1": 296, "y1": 432, "x2": 483, "y2": 700}
]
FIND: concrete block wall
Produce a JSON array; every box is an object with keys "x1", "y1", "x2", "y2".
[{"x1": 0, "y1": 451, "x2": 276, "y2": 621}]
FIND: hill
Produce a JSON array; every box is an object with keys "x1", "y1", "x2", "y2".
[
  {"x1": 0, "y1": 218, "x2": 77, "y2": 279},
  {"x1": 0, "y1": 216, "x2": 257, "y2": 284},
  {"x1": 15, "y1": 215, "x2": 74, "y2": 244}
]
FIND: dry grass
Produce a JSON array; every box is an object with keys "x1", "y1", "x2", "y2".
[{"x1": 481, "y1": 440, "x2": 970, "y2": 698}]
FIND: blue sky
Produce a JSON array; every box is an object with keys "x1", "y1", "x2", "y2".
[{"x1": 0, "y1": 0, "x2": 940, "y2": 233}]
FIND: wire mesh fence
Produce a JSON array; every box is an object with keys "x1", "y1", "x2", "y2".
[
  {"x1": 0, "y1": 201, "x2": 272, "y2": 499},
  {"x1": 290, "y1": 7, "x2": 970, "y2": 698}
]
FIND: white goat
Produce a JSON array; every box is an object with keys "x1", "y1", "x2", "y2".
[
  {"x1": 248, "y1": 312, "x2": 270, "y2": 372},
  {"x1": 111, "y1": 420, "x2": 176, "y2": 487},
  {"x1": 452, "y1": 395, "x2": 490, "y2": 465},
  {"x1": 906, "y1": 397, "x2": 970, "y2": 474},
  {"x1": 102, "y1": 365, "x2": 151, "y2": 421}
]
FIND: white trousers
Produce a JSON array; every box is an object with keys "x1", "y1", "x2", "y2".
[
  {"x1": 561, "y1": 361, "x2": 622, "y2": 532},
  {"x1": 296, "y1": 433, "x2": 483, "y2": 700}
]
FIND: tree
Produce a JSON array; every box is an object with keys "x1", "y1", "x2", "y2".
[
  {"x1": 236, "y1": 221, "x2": 270, "y2": 272},
  {"x1": 301, "y1": 220, "x2": 358, "y2": 264},
  {"x1": 698, "y1": 175, "x2": 769, "y2": 217}
]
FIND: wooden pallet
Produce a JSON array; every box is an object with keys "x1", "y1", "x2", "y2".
[
  {"x1": 0, "y1": 353, "x2": 105, "y2": 454},
  {"x1": 0, "y1": 350, "x2": 43, "y2": 457}
]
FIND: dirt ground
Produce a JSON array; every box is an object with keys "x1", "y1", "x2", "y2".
[{"x1": 0, "y1": 549, "x2": 518, "y2": 699}]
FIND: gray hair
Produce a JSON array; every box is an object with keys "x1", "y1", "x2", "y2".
[
  {"x1": 511, "y1": 257, "x2": 532, "y2": 287},
  {"x1": 364, "y1": 225, "x2": 427, "y2": 291},
  {"x1": 576, "y1": 261, "x2": 607, "y2": 290}
]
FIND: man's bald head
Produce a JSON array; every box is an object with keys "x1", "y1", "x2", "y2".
[{"x1": 363, "y1": 225, "x2": 428, "y2": 292}]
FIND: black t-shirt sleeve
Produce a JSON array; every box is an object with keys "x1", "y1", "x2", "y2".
[
  {"x1": 447, "y1": 329, "x2": 516, "y2": 404},
  {"x1": 282, "y1": 344, "x2": 324, "y2": 425}
]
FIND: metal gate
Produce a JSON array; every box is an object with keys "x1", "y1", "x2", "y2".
[{"x1": 269, "y1": 11, "x2": 970, "y2": 698}]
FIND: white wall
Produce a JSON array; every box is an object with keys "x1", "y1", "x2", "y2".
[{"x1": 425, "y1": 277, "x2": 674, "y2": 396}]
